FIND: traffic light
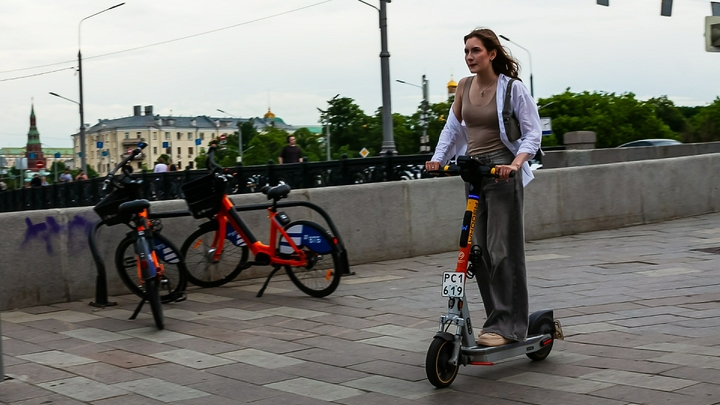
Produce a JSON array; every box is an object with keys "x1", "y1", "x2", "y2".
[{"x1": 706, "y1": 16, "x2": 720, "y2": 52}]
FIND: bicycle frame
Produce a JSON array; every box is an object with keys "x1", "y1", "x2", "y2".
[
  {"x1": 206, "y1": 195, "x2": 308, "y2": 267},
  {"x1": 132, "y1": 208, "x2": 165, "y2": 283}
]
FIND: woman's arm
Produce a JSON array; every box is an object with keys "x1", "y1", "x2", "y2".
[{"x1": 427, "y1": 78, "x2": 466, "y2": 171}]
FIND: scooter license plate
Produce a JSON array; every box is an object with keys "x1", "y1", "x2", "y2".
[{"x1": 441, "y1": 272, "x2": 466, "y2": 297}]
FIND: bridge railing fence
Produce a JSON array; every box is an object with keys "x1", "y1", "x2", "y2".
[{"x1": 0, "y1": 153, "x2": 432, "y2": 213}]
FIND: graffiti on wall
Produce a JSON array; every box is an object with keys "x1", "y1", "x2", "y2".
[{"x1": 22, "y1": 215, "x2": 95, "y2": 254}]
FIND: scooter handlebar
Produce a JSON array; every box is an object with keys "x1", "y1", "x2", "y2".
[{"x1": 426, "y1": 164, "x2": 515, "y2": 178}]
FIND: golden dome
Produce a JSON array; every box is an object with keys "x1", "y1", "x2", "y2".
[
  {"x1": 447, "y1": 78, "x2": 457, "y2": 89},
  {"x1": 264, "y1": 108, "x2": 276, "y2": 119}
]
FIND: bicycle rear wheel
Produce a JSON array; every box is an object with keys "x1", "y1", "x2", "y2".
[
  {"x1": 115, "y1": 233, "x2": 187, "y2": 303},
  {"x1": 181, "y1": 222, "x2": 249, "y2": 288},
  {"x1": 145, "y1": 276, "x2": 164, "y2": 330},
  {"x1": 279, "y1": 220, "x2": 342, "y2": 298}
]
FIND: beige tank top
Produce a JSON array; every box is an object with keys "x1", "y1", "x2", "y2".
[{"x1": 462, "y1": 76, "x2": 506, "y2": 156}]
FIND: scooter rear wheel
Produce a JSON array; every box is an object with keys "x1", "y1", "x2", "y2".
[
  {"x1": 426, "y1": 337, "x2": 459, "y2": 388},
  {"x1": 526, "y1": 320, "x2": 554, "y2": 361}
]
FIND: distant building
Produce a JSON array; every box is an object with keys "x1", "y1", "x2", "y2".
[
  {"x1": 0, "y1": 105, "x2": 73, "y2": 177},
  {"x1": 447, "y1": 75, "x2": 457, "y2": 101},
  {"x1": 74, "y1": 105, "x2": 303, "y2": 175}
]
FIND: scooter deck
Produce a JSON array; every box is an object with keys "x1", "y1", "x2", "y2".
[{"x1": 461, "y1": 334, "x2": 550, "y2": 364}]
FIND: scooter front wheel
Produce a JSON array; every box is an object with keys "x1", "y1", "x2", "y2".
[{"x1": 426, "y1": 337, "x2": 459, "y2": 388}]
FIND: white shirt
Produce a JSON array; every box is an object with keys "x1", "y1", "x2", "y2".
[
  {"x1": 154, "y1": 163, "x2": 168, "y2": 173},
  {"x1": 431, "y1": 73, "x2": 542, "y2": 187}
]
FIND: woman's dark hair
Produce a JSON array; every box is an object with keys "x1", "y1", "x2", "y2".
[{"x1": 463, "y1": 28, "x2": 520, "y2": 79}]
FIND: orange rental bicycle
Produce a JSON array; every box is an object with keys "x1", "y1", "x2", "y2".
[
  {"x1": 179, "y1": 145, "x2": 344, "y2": 297},
  {"x1": 94, "y1": 142, "x2": 188, "y2": 329}
]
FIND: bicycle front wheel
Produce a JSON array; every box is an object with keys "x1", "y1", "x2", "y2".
[
  {"x1": 115, "y1": 233, "x2": 187, "y2": 303},
  {"x1": 181, "y1": 222, "x2": 249, "y2": 288},
  {"x1": 279, "y1": 220, "x2": 342, "y2": 298},
  {"x1": 145, "y1": 276, "x2": 164, "y2": 330}
]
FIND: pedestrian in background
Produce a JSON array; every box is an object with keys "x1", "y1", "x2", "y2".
[
  {"x1": 59, "y1": 168, "x2": 73, "y2": 183},
  {"x1": 278, "y1": 135, "x2": 303, "y2": 164},
  {"x1": 154, "y1": 157, "x2": 168, "y2": 173},
  {"x1": 30, "y1": 173, "x2": 42, "y2": 187},
  {"x1": 75, "y1": 170, "x2": 88, "y2": 181}
]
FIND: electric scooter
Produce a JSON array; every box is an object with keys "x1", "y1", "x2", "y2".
[{"x1": 426, "y1": 156, "x2": 564, "y2": 388}]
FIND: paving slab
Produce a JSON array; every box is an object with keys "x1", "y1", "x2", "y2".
[{"x1": 2, "y1": 213, "x2": 720, "y2": 404}]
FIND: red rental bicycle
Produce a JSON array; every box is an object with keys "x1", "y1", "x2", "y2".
[{"x1": 179, "y1": 145, "x2": 345, "y2": 297}]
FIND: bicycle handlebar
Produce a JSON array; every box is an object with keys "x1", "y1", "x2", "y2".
[
  {"x1": 205, "y1": 145, "x2": 223, "y2": 172},
  {"x1": 103, "y1": 142, "x2": 148, "y2": 190},
  {"x1": 205, "y1": 145, "x2": 235, "y2": 185}
]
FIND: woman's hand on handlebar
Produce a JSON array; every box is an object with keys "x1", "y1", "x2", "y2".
[
  {"x1": 425, "y1": 161, "x2": 441, "y2": 173},
  {"x1": 494, "y1": 163, "x2": 520, "y2": 181}
]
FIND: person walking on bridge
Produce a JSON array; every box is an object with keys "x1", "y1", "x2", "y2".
[{"x1": 278, "y1": 135, "x2": 303, "y2": 164}]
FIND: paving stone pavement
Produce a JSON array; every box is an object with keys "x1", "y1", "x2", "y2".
[{"x1": 2, "y1": 213, "x2": 720, "y2": 404}]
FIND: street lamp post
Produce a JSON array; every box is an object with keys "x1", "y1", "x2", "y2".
[
  {"x1": 396, "y1": 74, "x2": 430, "y2": 153},
  {"x1": 358, "y1": 0, "x2": 396, "y2": 155},
  {"x1": 217, "y1": 109, "x2": 243, "y2": 163},
  {"x1": 77, "y1": 3, "x2": 125, "y2": 174},
  {"x1": 325, "y1": 123, "x2": 331, "y2": 161},
  {"x1": 499, "y1": 35, "x2": 533, "y2": 98}
]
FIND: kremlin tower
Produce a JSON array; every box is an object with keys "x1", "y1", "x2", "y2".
[{"x1": 25, "y1": 104, "x2": 46, "y2": 171}]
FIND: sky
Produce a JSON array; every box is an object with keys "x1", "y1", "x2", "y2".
[{"x1": 1, "y1": 0, "x2": 718, "y2": 149}]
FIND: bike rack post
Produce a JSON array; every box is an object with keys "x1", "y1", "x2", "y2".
[{"x1": 88, "y1": 220, "x2": 117, "y2": 308}]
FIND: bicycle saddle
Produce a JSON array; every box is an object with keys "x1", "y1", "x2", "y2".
[
  {"x1": 263, "y1": 184, "x2": 291, "y2": 200},
  {"x1": 118, "y1": 199, "x2": 150, "y2": 215}
]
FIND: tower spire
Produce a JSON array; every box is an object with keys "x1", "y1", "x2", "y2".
[{"x1": 26, "y1": 102, "x2": 46, "y2": 171}]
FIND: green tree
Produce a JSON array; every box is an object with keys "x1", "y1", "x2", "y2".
[
  {"x1": 293, "y1": 127, "x2": 324, "y2": 162},
  {"x1": 686, "y1": 97, "x2": 720, "y2": 143},
  {"x1": 239, "y1": 120, "x2": 258, "y2": 153},
  {"x1": 318, "y1": 95, "x2": 374, "y2": 157},
  {"x1": 158, "y1": 154, "x2": 171, "y2": 166},
  {"x1": 242, "y1": 127, "x2": 288, "y2": 165},
  {"x1": 646, "y1": 96, "x2": 688, "y2": 134},
  {"x1": 536, "y1": 89, "x2": 675, "y2": 148},
  {"x1": 193, "y1": 134, "x2": 240, "y2": 169}
]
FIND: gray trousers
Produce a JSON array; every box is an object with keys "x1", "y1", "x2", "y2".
[{"x1": 466, "y1": 150, "x2": 529, "y2": 341}]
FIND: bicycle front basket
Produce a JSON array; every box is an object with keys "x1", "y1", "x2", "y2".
[
  {"x1": 181, "y1": 174, "x2": 225, "y2": 219},
  {"x1": 93, "y1": 188, "x2": 134, "y2": 226}
]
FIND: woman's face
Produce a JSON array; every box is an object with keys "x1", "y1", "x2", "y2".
[{"x1": 464, "y1": 37, "x2": 496, "y2": 74}]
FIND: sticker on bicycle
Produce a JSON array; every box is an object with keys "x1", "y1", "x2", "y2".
[
  {"x1": 154, "y1": 240, "x2": 180, "y2": 264},
  {"x1": 280, "y1": 225, "x2": 333, "y2": 254},
  {"x1": 441, "y1": 272, "x2": 466, "y2": 297},
  {"x1": 226, "y1": 227, "x2": 247, "y2": 247}
]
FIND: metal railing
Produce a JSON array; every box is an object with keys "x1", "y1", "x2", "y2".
[{"x1": 0, "y1": 153, "x2": 430, "y2": 213}]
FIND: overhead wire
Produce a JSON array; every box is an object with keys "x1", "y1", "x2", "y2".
[
  {"x1": 0, "y1": 67, "x2": 75, "y2": 83},
  {"x1": 0, "y1": 0, "x2": 336, "y2": 81}
]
